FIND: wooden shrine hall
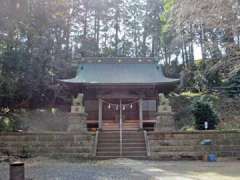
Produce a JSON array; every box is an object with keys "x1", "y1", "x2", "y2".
[{"x1": 61, "y1": 57, "x2": 179, "y2": 131}]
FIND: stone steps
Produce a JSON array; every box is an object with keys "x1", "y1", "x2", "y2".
[
  {"x1": 97, "y1": 146, "x2": 146, "y2": 151},
  {"x1": 96, "y1": 151, "x2": 147, "y2": 157},
  {"x1": 96, "y1": 156, "x2": 148, "y2": 160},
  {"x1": 96, "y1": 130, "x2": 147, "y2": 159},
  {"x1": 99, "y1": 139, "x2": 145, "y2": 143},
  {"x1": 102, "y1": 120, "x2": 140, "y2": 130}
]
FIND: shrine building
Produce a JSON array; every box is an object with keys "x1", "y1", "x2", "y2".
[{"x1": 61, "y1": 57, "x2": 179, "y2": 132}]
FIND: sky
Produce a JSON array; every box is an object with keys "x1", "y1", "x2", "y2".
[{"x1": 194, "y1": 44, "x2": 202, "y2": 60}]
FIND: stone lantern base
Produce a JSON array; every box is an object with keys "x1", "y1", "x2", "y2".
[
  {"x1": 67, "y1": 113, "x2": 88, "y2": 133},
  {"x1": 154, "y1": 112, "x2": 176, "y2": 132}
]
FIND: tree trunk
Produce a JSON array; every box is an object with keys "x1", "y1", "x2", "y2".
[
  {"x1": 225, "y1": 27, "x2": 235, "y2": 57},
  {"x1": 200, "y1": 23, "x2": 206, "y2": 60},
  {"x1": 142, "y1": 29, "x2": 147, "y2": 56},
  {"x1": 134, "y1": 29, "x2": 138, "y2": 56},
  {"x1": 115, "y1": 8, "x2": 120, "y2": 56},
  {"x1": 96, "y1": 17, "x2": 100, "y2": 55},
  {"x1": 189, "y1": 24, "x2": 195, "y2": 64},
  {"x1": 151, "y1": 35, "x2": 155, "y2": 57},
  {"x1": 181, "y1": 47, "x2": 185, "y2": 67},
  {"x1": 94, "y1": 10, "x2": 100, "y2": 55},
  {"x1": 83, "y1": 5, "x2": 88, "y2": 39}
]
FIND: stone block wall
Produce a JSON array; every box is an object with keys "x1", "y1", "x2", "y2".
[
  {"x1": 0, "y1": 132, "x2": 94, "y2": 158},
  {"x1": 148, "y1": 131, "x2": 240, "y2": 160}
]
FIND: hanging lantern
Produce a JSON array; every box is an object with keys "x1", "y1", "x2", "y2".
[
  {"x1": 123, "y1": 105, "x2": 126, "y2": 111},
  {"x1": 116, "y1": 105, "x2": 119, "y2": 110},
  {"x1": 130, "y1": 104, "x2": 133, "y2": 109},
  {"x1": 108, "y1": 104, "x2": 111, "y2": 109}
]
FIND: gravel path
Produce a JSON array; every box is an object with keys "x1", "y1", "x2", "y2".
[
  {"x1": 0, "y1": 158, "x2": 149, "y2": 180},
  {"x1": 0, "y1": 158, "x2": 240, "y2": 180}
]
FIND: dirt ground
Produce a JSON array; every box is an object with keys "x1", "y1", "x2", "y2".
[{"x1": 0, "y1": 157, "x2": 240, "y2": 180}]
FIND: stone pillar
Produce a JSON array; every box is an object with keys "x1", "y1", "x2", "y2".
[
  {"x1": 67, "y1": 113, "x2": 88, "y2": 132},
  {"x1": 154, "y1": 93, "x2": 176, "y2": 132},
  {"x1": 68, "y1": 93, "x2": 88, "y2": 133}
]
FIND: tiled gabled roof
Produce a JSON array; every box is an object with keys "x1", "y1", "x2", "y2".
[{"x1": 61, "y1": 57, "x2": 179, "y2": 85}]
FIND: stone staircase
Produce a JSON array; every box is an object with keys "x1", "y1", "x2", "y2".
[
  {"x1": 102, "y1": 120, "x2": 139, "y2": 130},
  {"x1": 96, "y1": 130, "x2": 147, "y2": 159}
]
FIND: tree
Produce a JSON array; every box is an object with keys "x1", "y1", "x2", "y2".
[
  {"x1": 0, "y1": 0, "x2": 73, "y2": 107},
  {"x1": 225, "y1": 71, "x2": 240, "y2": 97},
  {"x1": 192, "y1": 101, "x2": 219, "y2": 130},
  {"x1": 174, "y1": 0, "x2": 240, "y2": 58},
  {"x1": 1, "y1": 0, "x2": 240, "y2": 109}
]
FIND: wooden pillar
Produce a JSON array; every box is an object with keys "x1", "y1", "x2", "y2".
[
  {"x1": 98, "y1": 98, "x2": 103, "y2": 129},
  {"x1": 139, "y1": 98, "x2": 143, "y2": 129}
]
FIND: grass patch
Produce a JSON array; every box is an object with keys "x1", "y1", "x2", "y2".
[{"x1": 180, "y1": 91, "x2": 204, "y2": 97}]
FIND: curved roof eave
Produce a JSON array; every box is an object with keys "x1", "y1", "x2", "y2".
[
  {"x1": 60, "y1": 62, "x2": 180, "y2": 85},
  {"x1": 59, "y1": 79, "x2": 180, "y2": 86}
]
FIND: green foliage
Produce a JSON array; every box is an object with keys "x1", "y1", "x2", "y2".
[
  {"x1": 192, "y1": 70, "x2": 208, "y2": 92},
  {"x1": 180, "y1": 126, "x2": 195, "y2": 132},
  {"x1": 163, "y1": 60, "x2": 182, "y2": 78},
  {"x1": 160, "y1": 0, "x2": 175, "y2": 34},
  {"x1": 175, "y1": 105, "x2": 195, "y2": 130},
  {"x1": 0, "y1": 0, "x2": 76, "y2": 108},
  {"x1": 181, "y1": 60, "x2": 223, "y2": 92},
  {"x1": 191, "y1": 100, "x2": 219, "y2": 130},
  {"x1": 20, "y1": 145, "x2": 34, "y2": 158},
  {"x1": 181, "y1": 91, "x2": 204, "y2": 97},
  {"x1": 0, "y1": 0, "x2": 239, "y2": 111},
  {"x1": 0, "y1": 108, "x2": 22, "y2": 132},
  {"x1": 193, "y1": 94, "x2": 219, "y2": 106},
  {"x1": 206, "y1": 71, "x2": 222, "y2": 88},
  {"x1": 169, "y1": 94, "x2": 195, "y2": 131},
  {"x1": 225, "y1": 71, "x2": 240, "y2": 97},
  {"x1": 172, "y1": 93, "x2": 220, "y2": 131},
  {"x1": 0, "y1": 115, "x2": 18, "y2": 132}
]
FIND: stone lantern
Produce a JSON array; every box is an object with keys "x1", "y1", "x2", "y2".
[
  {"x1": 67, "y1": 93, "x2": 88, "y2": 132},
  {"x1": 154, "y1": 93, "x2": 176, "y2": 132}
]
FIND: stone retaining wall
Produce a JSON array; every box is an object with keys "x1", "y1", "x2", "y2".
[
  {"x1": 1, "y1": 131, "x2": 239, "y2": 160},
  {"x1": 148, "y1": 131, "x2": 240, "y2": 160},
  {"x1": 0, "y1": 132, "x2": 94, "y2": 158}
]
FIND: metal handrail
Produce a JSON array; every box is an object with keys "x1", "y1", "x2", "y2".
[
  {"x1": 120, "y1": 121, "x2": 123, "y2": 157},
  {"x1": 120, "y1": 99, "x2": 123, "y2": 157},
  {"x1": 144, "y1": 130, "x2": 151, "y2": 157},
  {"x1": 94, "y1": 130, "x2": 99, "y2": 157}
]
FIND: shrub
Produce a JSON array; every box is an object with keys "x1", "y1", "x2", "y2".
[
  {"x1": 225, "y1": 71, "x2": 240, "y2": 97},
  {"x1": 206, "y1": 70, "x2": 222, "y2": 88},
  {"x1": 192, "y1": 101, "x2": 219, "y2": 130},
  {"x1": 20, "y1": 145, "x2": 33, "y2": 158},
  {"x1": 0, "y1": 115, "x2": 20, "y2": 132},
  {"x1": 0, "y1": 109, "x2": 20, "y2": 132}
]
